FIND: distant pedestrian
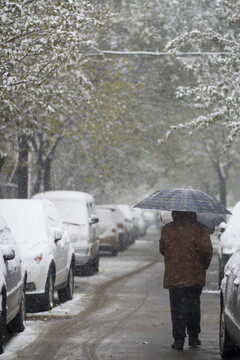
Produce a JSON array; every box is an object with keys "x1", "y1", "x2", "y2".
[{"x1": 159, "y1": 211, "x2": 213, "y2": 350}]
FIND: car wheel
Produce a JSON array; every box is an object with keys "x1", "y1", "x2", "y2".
[
  {"x1": 0, "y1": 293, "x2": 6, "y2": 354},
  {"x1": 219, "y1": 302, "x2": 236, "y2": 357},
  {"x1": 58, "y1": 265, "x2": 74, "y2": 302},
  {"x1": 118, "y1": 235, "x2": 125, "y2": 252},
  {"x1": 7, "y1": 291, "x2": 26, "y2": 333},
  {"x1": 92, "y1": 255, "x2": 99, "y2": 272},
  {"x1": 43, "y1": 269, "x2": 55, "y2": 311}
]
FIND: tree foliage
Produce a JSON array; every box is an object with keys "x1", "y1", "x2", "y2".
[
  {"x1": 163, "y1": 0, "x2": 240, "y2": 146},
  {"x1": 0, "y1": 0, "x2": 106, "y2": 194}
]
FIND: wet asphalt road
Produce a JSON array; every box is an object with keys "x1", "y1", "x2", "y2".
[{"x1": 13, "y1": 227, "x2": 222, "y2": 360}]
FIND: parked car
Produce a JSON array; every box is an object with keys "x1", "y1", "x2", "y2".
[
  {"x1": 96, "y1": 207, "x2": 119, "y2": 256},
  {"x1": 219, "y1": 248, "x2": 240, "y2": 358},
  {"x1": 96, "y1": 204, "x2": 128, "y2": 251},
  {"x1": 32, "y1": 191, "x2": 100, "y2": 276},
  {"x1": 0, "y1": 199, "x2": 75, "y2": 312},
  {"x1": 142, "y1": 209, "x2": 159, "y2": 230},
  {"x1": 218, "y1": 202, "x2": 239, "y2": 286},
  {"x1": 118, "y1": 204, "x2": 136, "y2": 245},
  {"x1": 0, "y1": 215, "x2": 27, "y2": 353},
  {"x1": 132, "y1": 208, "x2": 147, "y2": 238}
]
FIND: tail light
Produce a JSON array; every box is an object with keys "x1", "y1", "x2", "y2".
[{"x1": 118, "y1": 223, "x2": 124, "y2": 229}]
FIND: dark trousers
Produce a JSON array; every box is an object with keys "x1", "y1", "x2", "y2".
[{"x1": 169, "y1": 287, "x2": 202, "y2": 340}]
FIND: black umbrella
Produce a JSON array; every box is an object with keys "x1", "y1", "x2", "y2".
[
  {"x1": 196, "y1": 212, "x2": 226, "y2": 229},
  {"x1": 134, "y1": 188, "x2": 231, "y2": 215}
]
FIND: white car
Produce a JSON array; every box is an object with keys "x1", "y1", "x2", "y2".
[
  {"x1": 96, "y1": 204, "x2": 129, "y2": 251},
  {"x1": 32, "y1": 191, "x2": 100, "y2": 276},
  {"x1": 0, "y1": 199, "x2": 75, "y2": 312},
  {"x1": 118, "y1": 204, "x2": 136, "y2": 245},
  {"x1": 220, "y1": 249, "x2": 240, "y2": 357},
  {"x1": 0, "y1": 215, "x2": 27, "y2": 353},
  {"x1": 218, "y1": 201, "x2": 240, "y2": 286},
  {"x1": 132, "y1": 208, "x2": 147, "y2": 238},
  {"x1": 97, "y1": 207, "x2": 119, "y2": 256}
]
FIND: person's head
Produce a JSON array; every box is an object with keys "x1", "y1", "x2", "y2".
[{"x1": 172, "y1": 211, "x2": 196, "y2": 222}]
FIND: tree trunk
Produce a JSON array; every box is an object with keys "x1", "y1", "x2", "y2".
[
  {"x1": 216, "y1": 162, "x2": 227, "y2": 208},
  {"x1": 0, "y1": 156, "x2": 6, "y2": 174},
  {"x1": 17, "y1": 137, "x2": 29, "y2": 198},
  {"x1": 43, "y1": 157, "x2": 52, "y2": 191},
  {"x1": 33, "y1": 165, "x2": 43, "y2": 195}
]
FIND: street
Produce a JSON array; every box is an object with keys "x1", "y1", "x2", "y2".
[{"x1": 4, "y1": 226, "x2": 222, "y2": 360}]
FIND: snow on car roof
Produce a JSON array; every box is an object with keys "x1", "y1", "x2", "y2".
[
  {"x1": 117, "y1": 204, "x2": 133, "y2": 219},
  {"x1": 32, "y1": 190, "x2": 94, "y2": 202}
]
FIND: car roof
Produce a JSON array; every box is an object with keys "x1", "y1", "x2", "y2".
[{"x1": 32, "y1": 190, "x2": 94, "y2": 202}]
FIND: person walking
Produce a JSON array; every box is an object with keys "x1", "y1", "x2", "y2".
[{"x1": 159, "y1": 211, "x2": 213, "y2": 350}]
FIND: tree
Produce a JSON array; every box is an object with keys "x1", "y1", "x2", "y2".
[
  {"x1": 164, "y1": 0, "x2": 240, "y2": 145},
  {"x1": 0, "y1": 0, "x2": 106, "y2": 196},
  {"x1": 52, "y1": 0, "x2": 222, "y2": 202}
]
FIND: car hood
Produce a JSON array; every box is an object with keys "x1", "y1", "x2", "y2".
[{"x1": 13, "y1": 233, "x2": 51, "y2": 259}]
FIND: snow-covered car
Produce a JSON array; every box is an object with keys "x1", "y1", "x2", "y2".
[
  {"x1": 218, "y1": 201, "x2": 240, "y2": 286},
  {"x1": 0, "y1": 215, "x2": 27, "y2": 354},
  {"x1": 96, "y1": 204, "x2": 129, "y2": 251},
  {"x1": 97, "y1": 207, "x2": 118, "y2": 256},
  {"x1": 32, "y1": 191, "x2": 100, "y2": 276},
  {"x1": 219, "y1": 248, "x2": 240, "y2": 358},
  {"x1": 142, "y1": 209, "x2": 160, "y2": 230},
  {"x1": 118, "y1": 204, "x2": 136, "y2": 246},
  {"x1": 132, "y1": 208, "x2": 147, "y2": 238},
  {"x1": 0, "y1": 199, "x2": 75, "y2": 312}
]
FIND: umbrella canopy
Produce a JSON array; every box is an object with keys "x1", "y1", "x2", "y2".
[
  {"x1": 197, "y1": 212, "x2": 226, "y2": 229},
  {"x1": 134, "y1": 188, "x2": 231, "y2": 215}
]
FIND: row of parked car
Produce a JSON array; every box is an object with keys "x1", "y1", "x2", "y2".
[
  {"x1": 0, "y1": 190, "x2": 157, "y2": 353},
  {"x1": 218, "y1": 201, "x2": 240, "y2": 358}
]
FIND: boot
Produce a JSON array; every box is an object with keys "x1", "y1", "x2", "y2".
[
  {"x1": 188, "y1": 336, "x2": 201, "y2": 347},
  {"x1": 172, "y1": 339, "x2": 184, "y2": 350}
]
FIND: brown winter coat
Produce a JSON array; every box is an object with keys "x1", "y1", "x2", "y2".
[{"x1": 159, "y1": 215, "x2": 213, "y2": 289}]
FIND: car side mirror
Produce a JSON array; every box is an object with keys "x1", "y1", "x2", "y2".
[
  {"x1": 219, "y1": 222, "x2": 227, "y2": 233},
  {"x1": 54, "y1": 229, "x2": 63, "y2": 242},
  {"x1": 89, "y1": 215, "x2": 99, "y2": 225}
]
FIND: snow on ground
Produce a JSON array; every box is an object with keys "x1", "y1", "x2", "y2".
[
  {"x1": 1, "y1": 322, "x2": 40, "y2": 359},
  {"x1": 2, "y1": 225, "x2": 220, "y2": 358},
  {"x1": 2, "y1": 232, "x2": 157, "y2": 359},
  {"x1": 202, "y1": 289, "x2": 220, "y2": 294},
  {"x1": 2, "y1": 292, "x2": 85, "y2": 359}
]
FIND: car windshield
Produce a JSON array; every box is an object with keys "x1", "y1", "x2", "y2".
[
  {"x1": 50, "y1": 200, "x2": 88, "y2": 225},
  {"x1": 98, "y1": 209, "x2": 113, "y2": 225},
  {"x1": 0, "y1": 216, "x2": 13, "y2": 246},
  {"x1": 0, "y1": 202, "x2": 46, "y2": 243}
]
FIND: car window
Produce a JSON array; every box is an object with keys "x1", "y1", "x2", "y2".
[
  {"x1": 49, "y1": 199, "x2": 88, "y2": 225},
  {"x1": 87, "y1": 202, "x2": 93, "y2": 217},
  {"x1": 91, "y1": 201, "x2": 97, "y2": 216}
]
